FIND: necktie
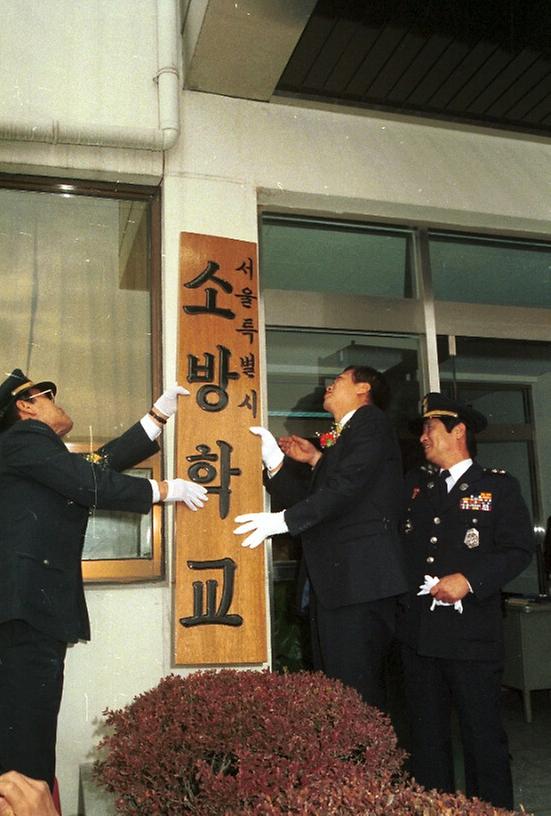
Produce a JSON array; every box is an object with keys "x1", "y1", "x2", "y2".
[{"x1": 438, "y1": 469, "x2": 451, "y2": 501}]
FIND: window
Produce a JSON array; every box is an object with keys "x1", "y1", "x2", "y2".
[
  {"x1": 430, "y1": 233, "x2": 551, "y2": 308},
  {"x1": 0, "y1": 174, "x2": 162, "y2": 581},
  {"x1": 266, "y1": 327, "x2": 420, "y2": 439},
  {"x1": 261, "y1": 215, "x2": 416, "y2": 298}
]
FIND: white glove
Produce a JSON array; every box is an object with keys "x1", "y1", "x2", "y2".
[
  {"x1": 250, "y1": 426, "x2": 284, "y2": 471},
  {"x1": 165, "y1": 479, "x2": 208, "y2": 511},
  {"x1": 417, "y1": 575, "x2": 463, "y2": 614},
  {"x1": 233, "y1": 511, "x2": 288, "y2": 549},
  {"x1": 153, "y1": 384, "x2": 190, "y2": 418}
]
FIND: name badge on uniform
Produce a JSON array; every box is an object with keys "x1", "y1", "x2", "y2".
[{"x1": 464, "y1": 528, "x2": 480, "y2": 549}]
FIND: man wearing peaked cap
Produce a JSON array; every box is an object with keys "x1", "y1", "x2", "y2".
[
  {"x1": 0, "y1": 368, "x2": 57, "y2": 399},
  {"x1": 0, "y1": 369, "x2": 57, "y2": 420},
  {"x1": 409, "y1": 391, "x2": 488, "y2": 435},
  {"x1": 0, "y1": 368, "x2": 208, "y2": 790},
  {"x1": 398, "y1": 391, "x2": 534, "y2": 809}
]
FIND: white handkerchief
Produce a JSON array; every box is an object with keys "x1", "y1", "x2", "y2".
[{"x1": 417, "y1": 575, "x2": 463, "y2": 614}]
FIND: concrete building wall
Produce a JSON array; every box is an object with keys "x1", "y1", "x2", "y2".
[{"x1": 0, "y1": 0, "x2": 158, "y2": 129}]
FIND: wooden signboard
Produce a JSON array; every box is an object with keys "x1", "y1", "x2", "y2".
[{"x1": 174, "y1": 232, "x2": 267, "y2": 665}]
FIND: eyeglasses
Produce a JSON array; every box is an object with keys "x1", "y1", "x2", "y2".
[{"x1": 26, "y1": 389, "x2": 55, "y2": 402}]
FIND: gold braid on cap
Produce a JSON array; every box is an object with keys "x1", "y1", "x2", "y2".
[
  {"x1": 11, "y1": 380, "x2": 34, "y2": 397},
  {"x1": 423, "y1": 409, "x2": 459, "y2": 419}
]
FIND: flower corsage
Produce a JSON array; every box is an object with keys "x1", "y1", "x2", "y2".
[{"x1": 317, "y1": 423, "x2": 341, "y2": 449}]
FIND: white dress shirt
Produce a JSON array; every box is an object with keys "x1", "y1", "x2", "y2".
[{"x1": 441, "y1": 458, "x2": 473, "y2": 492}]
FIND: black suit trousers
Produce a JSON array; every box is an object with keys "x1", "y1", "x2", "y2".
[
  {"x1": 0, "y1": 621, "x2": 66, "y2": 790},
  {"x1": 401, "y1": 644, "x2": 513, "y2": 810},
  {"x1": 309, "y1": 590, "x2": 397, "y2": 709}
]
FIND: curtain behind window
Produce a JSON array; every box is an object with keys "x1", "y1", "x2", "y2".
[{"x1": 0, "y1": 188, "x2": 151, "y2": 444}]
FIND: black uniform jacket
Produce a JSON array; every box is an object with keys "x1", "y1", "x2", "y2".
[
  {"x1": 399, "y1": 461, "x2": 535, "y2": 661},
  {"x1": 267, "y1": 404, "x2": 407, "y2": 610},
  {"x1": 0, "y1": 419, "x2": 159, "y2": 643}
]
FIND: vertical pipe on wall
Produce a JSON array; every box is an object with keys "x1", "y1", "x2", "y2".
[{"x1": 156, "y1": 0, "x2": 180, "y2": 149}]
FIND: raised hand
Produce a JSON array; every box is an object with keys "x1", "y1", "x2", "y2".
[
  {"x1": 249, "y1": 427, "x2": 284, "y2": 471},
  {"x1": 278, "y1": 435, "x2": 321, "y2": 467},
  {"x1": 153, "y1": 384, "x2": 190, "y2": 419}
]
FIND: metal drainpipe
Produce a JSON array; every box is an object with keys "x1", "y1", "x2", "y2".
[{"x1": 0, "y1": 0, "x2": 180, "y2": 152}]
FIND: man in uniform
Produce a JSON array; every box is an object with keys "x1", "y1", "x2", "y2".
[
  {"x1": 399, "y1": 392, "x2": 534, "y2": 809},
  {"x1": 0, "y1": 369, "x2": 207, "y2": 790},
  {"x1": 234, "y1": 365, "x2": 407, "y2": 708}
]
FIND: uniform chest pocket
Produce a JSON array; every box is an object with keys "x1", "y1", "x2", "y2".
[{"x1": 460, "y1": 509, "x2": 492, "y2": 527}]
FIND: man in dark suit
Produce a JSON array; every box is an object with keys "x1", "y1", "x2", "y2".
[
  {"x1": 234, "y1": 366, "x2": 407, "y2": 707},
  {"x1": 399, "y1": 392, "x2": 535, "y2": 809},
  {"x1": 0, "y1": 369, "x2": 207, "y2": 790}
]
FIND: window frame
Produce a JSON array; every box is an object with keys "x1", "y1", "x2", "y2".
[{"x1": 0, "y1": 172, "x2": 164, "y2": 583}]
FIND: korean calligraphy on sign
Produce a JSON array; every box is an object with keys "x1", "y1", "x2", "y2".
[{"x1": 174, "y1": 233, "x2": 267, "y2": 666}]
